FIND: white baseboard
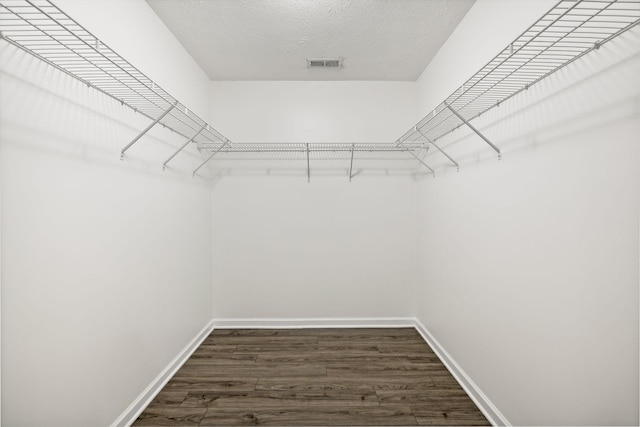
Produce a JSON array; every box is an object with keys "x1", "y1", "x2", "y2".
[
  {"x1": 212, "y1": 317, "x2": 415, "y2": 329},
  {"x1": 110, "y1": 319, "x2": 215, "y2": 427},
  {"x1": 413, "y1": 318, "x2": 510, "y2": 427}
]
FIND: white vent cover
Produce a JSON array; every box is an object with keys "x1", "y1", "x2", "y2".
[{"x1": 307, "y1": 58, "x2": 343, "y2": 68}]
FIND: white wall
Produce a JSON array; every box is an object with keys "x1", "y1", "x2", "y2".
[
  {"x1": 414, "y1": 1, "x2": 640, "y2": 425},
  {"x1": 211, "y1": 81, "x2": 416, "y2": 142},
  {"x1": 210, "y1": 81, "x2": 418, "y2": 320},
  {"x1": 212, "y1": 176, "x2": 417, "y2": 320},
  {"x1": 0, "y1": 1, "x2": 214, "y2": 425}
]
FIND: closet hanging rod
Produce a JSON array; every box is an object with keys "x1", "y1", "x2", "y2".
[{"x1": 397, "y1": 0, "x2": 640, "y2": 155}]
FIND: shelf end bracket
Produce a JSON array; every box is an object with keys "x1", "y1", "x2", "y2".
[
  {"x1": 121, "y1": 101, "x2": 178, "y2": 160},
  {"x1": 445, "y1": 103, "x2": 501, "y2": 160},
  {"x1": 192, "y1": 139, "x2": 229, "y2": 177},
  {"x1": 408, "y1": 149, "x2": 435, "y2": 178},
  {"x1": 306, "y1": 143, "x2": 311, "y2": 183},
  {"x1": 415, "y1": 127, "x2": 460, "y2": 170},
  {"x1": 348, "y1": 143, "x2": 355, "y2": 182},
  {"x1": 163, "y1": 124, "x2": 206, "y2": 170}
]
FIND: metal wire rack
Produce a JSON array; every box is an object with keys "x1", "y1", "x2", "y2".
[
  {"x1": 397, "y1": 0, "x2": 640, "y2": 156},
  {"x1": 0, "y1": 0, "x2": 230, "y2": 170},
  {"x1": 198, "y1": 142, "x2": 431, "y2": 181},
  {"x1": 1, "y1": 0, "x2": 638, "y2": 180}
]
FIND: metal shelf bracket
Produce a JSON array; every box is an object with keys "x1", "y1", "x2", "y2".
[
  {"x1": 163, "y1": 124, "x2": 206, "y2": 171},
  {"x1": 192, "y1": 140, "x2": 229, "y2": 177},
  {"x1": 445, "y1": 103, "x2": 501, "y2": 160},
  {"x1": 415, "y1": 127, "x2": 460, "y2": 171},
  {"x1": 306, "y1": 143, "x2": 311, "y2": 183},
  {"x1": 349, "y1": 143, "x2": 355, "y2": 182},
  {"x1": 120, "y1": 101, "x2": 178, "y2": 160},
  {"x1": 408, "y1": 149, "x2": 435, "y2": 177}
]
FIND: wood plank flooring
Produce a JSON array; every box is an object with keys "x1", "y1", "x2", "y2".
[{"x1": 132, "y1": 328, "x2": 490, "y2": 426}]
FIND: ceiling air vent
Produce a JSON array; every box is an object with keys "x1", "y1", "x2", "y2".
[{"x1": 307, "y1": 58, "x2": 343, "y2": 68}]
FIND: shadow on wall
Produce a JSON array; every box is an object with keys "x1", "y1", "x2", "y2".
[
  {"x1": 414, "y1": 34, "x2": 640, "y2": 180},
  {"x1": 0, "y1": 43, "x2": 216, "y2": 185},
  {"x1": 210, "y1": 30, "x2": 639, "y2": 182},
  {"x1": 3, "y1": 29, "x2": 639, "y2": 184}
]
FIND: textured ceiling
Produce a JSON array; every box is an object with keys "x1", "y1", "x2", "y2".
[{"x1": 146, "y1": 0, "x2": 475, "y2": 81}]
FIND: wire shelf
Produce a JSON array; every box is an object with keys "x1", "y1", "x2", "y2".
[
  {"x1": 196, "y1": 142, "x2": 432, "y2": 180},
  {"x1": 0, "y1": 0, "x2": 229, "y2": 159},
  {"x1": 397, "y1": 0, "x2": 640, "y2": 152},
  {"x1": 1, "y1": 0, "x2": 638, "y2": 179}
]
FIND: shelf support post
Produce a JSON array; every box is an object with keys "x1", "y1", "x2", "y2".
[
  {"x1": 408, "y1": 149, "x2": 435, "y2": 177},
  {"x1": 415, "y1": 127, "x2": 459, "y2": 171},
  {"x1": 121, "y1": 101, "x2": 178, "y2": 160},
  {"x1": 445, "y1": 103, "x2": 501, "y2": 159},
  {"x1": 192, "y1": 140, "x2": 229, "y2": 177},
  {"x1": 306, "y1": 143, "x2": 311, "y2": 183},
  {"x1": 163, "y1": 124, "x2": 206, "y2": 170},
  {"x1": 348, "y1": 143, "x2": 355, "y2": 182}
]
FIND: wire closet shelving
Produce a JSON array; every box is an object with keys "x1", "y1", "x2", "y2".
[{"x1": 0, "y1": 0, "x2": 639, "y2": 180}]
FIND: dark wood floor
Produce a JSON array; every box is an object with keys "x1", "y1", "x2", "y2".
[{"x1": 133, "y1": 328, "x2": 490, "y2": 426}]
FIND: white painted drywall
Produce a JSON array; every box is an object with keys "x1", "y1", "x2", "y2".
[
  {"x1": 413, "y1": 1, "x2": 640, "y2": 425},
  {"x1": 210, "y1": 81, "x2": 418, "y2": 320},
  {"x1": 0, "y1": 1, "x2": 214, "y2": 425},
  {"x1": 212, "y1": 176, "x2": 417, "y2": 320},
  {"x1": 210, "y1": 81, "x2": 417, "y2": 142}
]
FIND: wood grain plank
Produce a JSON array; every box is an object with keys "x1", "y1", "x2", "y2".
[
  {"x1": 203, "y1": 336, "x2": 318, "y2": 345},
  {"x1": 429, "y1": 373, "x2": 463, "y2": 388},
  {"x1": 172, "y1": 363, "x2": 327, "y2": 378},
  {"x1": 131, "y1": 407, "x2": 206, "y2": 426},
  {"x1": 413, "y1": 404, "x2": 490, "y2": 426},
  {"x1": 199, "y1": 406, "x2": 418, "y2": 426},
  {"x1": 371, "y1": 380, "x2": 437, "y2": 391},
  {"x1": 255, "y1": 377, "x2": 376, "y2": 392},
  {"x1": 406, "y1": 354, "x2": 442, "y2": 363},
  {"x1": 414, "y1": 411, "x2": 490, "y2": 426},
  {"x1": 378, "y1": 343, "x2": 434, "y2": 353},
  {"x1": 318, "y1": 330, "x2": 418, "y2": 338},
  {"x1": 191, "y1": 344, "x2": 237, "y2": 353},
  {"x1": 255, "y1": 354, "x2": 410, "y2": 364},
  {"x1": 404, "y1": 362, "x2": 451, "y2": 374},
  {"x1": 182, "y1": 389, "x2": 379, "y2": 409},
  {"x1": 376, "y1": 389, "x2": 473, "y2": 405},
  {"x1": 318, "y1": 336, "x2": 421, "y2": 345},
  {"x1": 268, "y1": 376, "x2": 439, "y2": 391},
  {"x1": 233, "y1": 342, "x2": 384, "y2": 354},
  {"x1": 163, "y1": 378, "x2": 258, "y2": 392},
  {"x1": 183, "y1": 354, "x2": 257, "y2": 365},
  {"x1": 326, "y1": 361, "x2": 429, "y2": 378},
  {"x1": 144, "y1": 390, "x2": 188, "y2": 408}
]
